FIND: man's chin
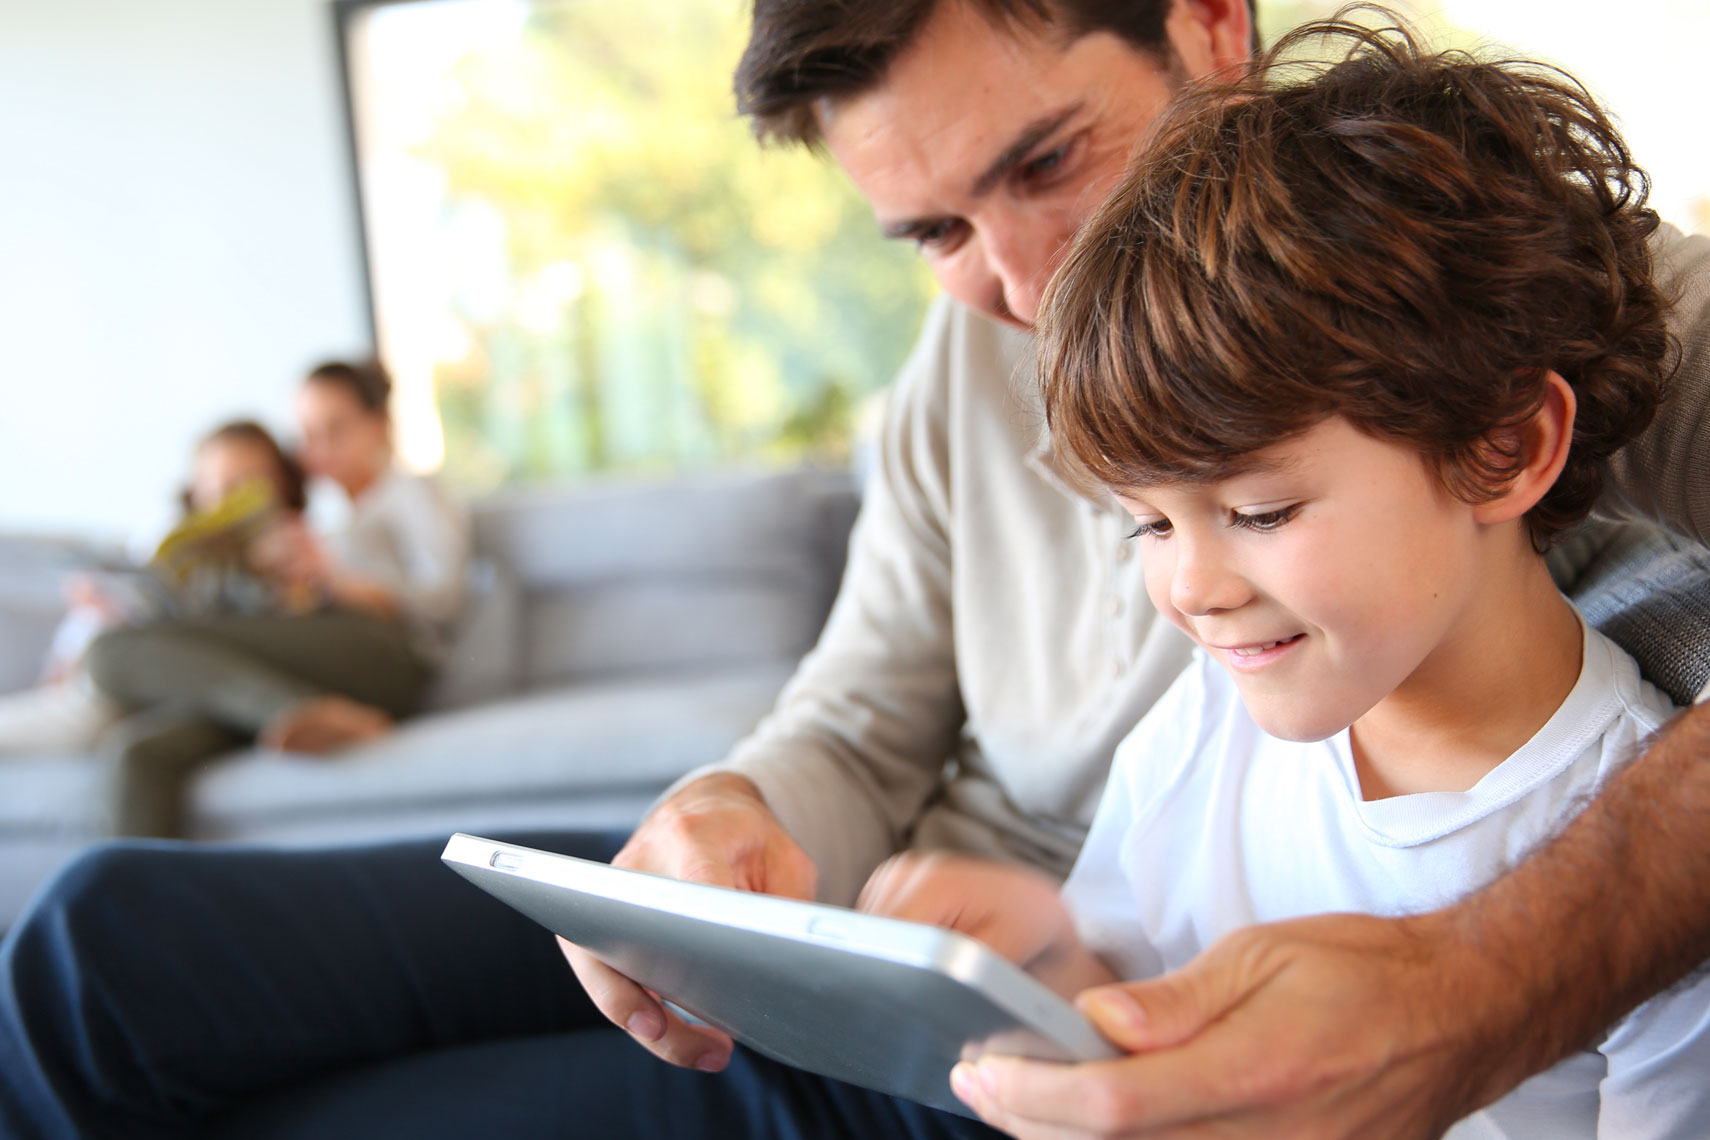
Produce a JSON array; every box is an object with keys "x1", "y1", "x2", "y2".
[{"x1": 961, "y1": 290, "x2": 1033, "y2": 331}]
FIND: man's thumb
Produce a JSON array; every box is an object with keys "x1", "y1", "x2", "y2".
[{"x1": 1076, "y1": 957, "x2": 1236, "y2": 1053}]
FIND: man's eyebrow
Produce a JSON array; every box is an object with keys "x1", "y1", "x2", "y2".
[
  {"x1": 877, "y1": 103, "x2": 1085, "y2": 241},
  {"x1": 970, "y1": 103, "x2": 1083, "y2": 198}
]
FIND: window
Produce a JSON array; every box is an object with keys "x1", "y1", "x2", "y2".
[
  {"x1": 340, "y1": 0, "x2": 1706, "y2": 496},
  {"x1": 338, "y1": 0, "x2": 936, "y2": 492},
  {"x1": 1259, "y1": 0, "x2": 1709, "y2": 233}
]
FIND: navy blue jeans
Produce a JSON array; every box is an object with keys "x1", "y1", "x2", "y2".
[{"x1": 0, "y1": 833, "x2": 1006, "y2": 1140}]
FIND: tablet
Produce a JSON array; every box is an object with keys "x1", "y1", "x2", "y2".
[{"x1": 441, "y1": 833, "x2": 1118, "y2": 1116}]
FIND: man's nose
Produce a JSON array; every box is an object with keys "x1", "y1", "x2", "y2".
[{"x1": 982, "y1": 224, "x2": 1068, "y2": 326}]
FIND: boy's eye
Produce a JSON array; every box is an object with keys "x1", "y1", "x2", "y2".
[
  {"x1": 1127, "y1": 519, "x2": 1173, "y2": 540},
  {"x1": 1230, "y1": 504, "x2": 1301, "y2": 532}
]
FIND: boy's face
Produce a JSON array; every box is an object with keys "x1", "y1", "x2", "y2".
[
  {"x1": 1115, "y1": 417, "x2": 1491, "y2": 742},
  {"x1": 191, "y1": 439, "x2": 281, "y2": 514}
]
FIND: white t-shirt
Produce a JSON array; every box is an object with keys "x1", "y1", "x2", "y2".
[{"x1": 1062, "y1": 620, "x2": 1710, "y2": 1138}]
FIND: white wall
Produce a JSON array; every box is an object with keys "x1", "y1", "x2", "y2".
[{"x1": 0, "y1": 0, "x2": 371, "y2": 543}]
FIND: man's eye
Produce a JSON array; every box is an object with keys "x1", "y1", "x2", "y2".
[
  {"x1": 1127, "y1": 519, "x2": 1173, "y2": 540},
  {"x1": 1230, "y1": 505, "x2": 1301, "y2": 532},
  {"x1": 913, "y1": 219, "x2": 965, "y2": 250},
  {"x1": 1021, "y1": 145, "x2": 1068, "y2": 181}
]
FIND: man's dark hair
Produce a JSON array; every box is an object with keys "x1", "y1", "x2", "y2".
[
  {"x1": 1038, "y1": 12, "x2": 1672, "y2": 551},
  {"x1": 736, "y1": 0, "x2": 1182, "y2": 146},
  {"x1": 304, "y1": 358, "x2": 393, "y2": 417}
]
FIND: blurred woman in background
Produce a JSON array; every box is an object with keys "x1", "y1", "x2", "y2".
[{"x1": 86, "y1": 360, "x2": 470, "y2": 837}]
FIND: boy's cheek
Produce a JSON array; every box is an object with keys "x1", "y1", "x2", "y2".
[{"x1": 1140, "y1": 566, "x2": 1186, "y2": 635}]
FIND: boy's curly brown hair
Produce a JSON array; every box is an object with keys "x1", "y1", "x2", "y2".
[{"x1": 1038, "y1": 7, "x2": 1673, "y2": 550}]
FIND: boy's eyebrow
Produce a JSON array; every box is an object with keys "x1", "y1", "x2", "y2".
[
  {"x1": 1230, "y1": 453, "x2": 1302, "y2": 480},
  {"x1": 1123, "y1": 452, "x2": 1304, "y2": 492}
]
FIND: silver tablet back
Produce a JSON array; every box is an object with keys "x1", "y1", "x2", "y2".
[{"x1": 441, "y1": 833, "x2": 1117, "y2": 1117}]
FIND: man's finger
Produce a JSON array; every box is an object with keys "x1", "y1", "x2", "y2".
[
  {"x1": 953, "y1": 1060, "x2": 1110, "y2": 1140},
  {"x1": 557, "y1": 936, "x2": 734, "y2": 1070},
  {"x1": 753, "y1": 838, "x2": 818, "y2": 900},
  {"x1": 973, "y1": 1026, "x2": 1270, "y2": 1136}
]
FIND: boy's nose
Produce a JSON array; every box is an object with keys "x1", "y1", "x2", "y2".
[{"x1": 1169, "y1": 541, "x2": 1251, "y2": 617}]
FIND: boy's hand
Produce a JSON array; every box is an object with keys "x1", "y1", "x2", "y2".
[
  {"x1": 250, "y1": 519, "x2": 330, "y2": 588},
  {"x1": 856, "y1": 852, "x2": 1085, "y2": 980}
]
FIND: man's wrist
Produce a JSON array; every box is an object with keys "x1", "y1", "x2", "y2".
[
  {"x1": 677, "y1": 771, "x2": 767, "y2": 807},
  {"x1": 1399, "y1": 904, "x2": 1567, "y2": 1114}
]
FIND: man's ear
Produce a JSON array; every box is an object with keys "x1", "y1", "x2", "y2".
[
  {"x1": 1165, "y1": 0, "x2": 1255, "y2": 78},
  {"x1": 1472, "y1": 371, "x2": 1577, "y2": 526}
]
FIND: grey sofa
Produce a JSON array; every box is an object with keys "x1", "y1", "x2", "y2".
[{"x1": 0, "y1": 466, "x2": 859, "y2": 929}]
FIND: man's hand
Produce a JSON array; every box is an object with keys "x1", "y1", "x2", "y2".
[
  {"x1": 949, "y1": 911, "x2": 1514, "y2": 1139},
  {"x1": 557, "y1": 772, "x2": 816, "y2": 1072}
]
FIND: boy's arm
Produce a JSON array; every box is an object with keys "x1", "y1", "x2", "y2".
[{"x1": 957, "y1": 699, "x2": 1710, "y2": 1139}]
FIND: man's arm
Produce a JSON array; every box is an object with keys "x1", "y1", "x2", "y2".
[
  {"x1": 562, "y1": 298, "x2": 981, "y2": 1068},
  {"x1": 954, "y1": 699, "x2": 1710, "y2": 1139},
  {"x1": 648, "y1": 295, "x2": 977, "y2": 905}
]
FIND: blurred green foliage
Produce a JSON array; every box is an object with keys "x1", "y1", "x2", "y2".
[{"x1": 411, "y1": 0, "x2": 936, "y2": 491}]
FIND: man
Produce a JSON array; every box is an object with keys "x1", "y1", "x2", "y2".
[{"x1": 2, "y1": 1, "x2": 1707, "y2": 1137}]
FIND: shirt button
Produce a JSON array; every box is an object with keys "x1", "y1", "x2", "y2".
[
  {"x1": 1108, "y1": 598, "x2": 1125, "y2": 618},
  {"x1": 1112, "y1": 658, "x2": 1125, "y2": 677},
  {"x1": 1114, "y1": 543, "x2": 1133, "y2": 563}
]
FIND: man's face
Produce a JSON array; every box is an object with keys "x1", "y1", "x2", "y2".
[
  {"x1": 1115, "y1": 418, "x2": 1495, "y2": 744},
  {"x1": 819, "y1": 0, "x2": 1247, "y2": 329}
]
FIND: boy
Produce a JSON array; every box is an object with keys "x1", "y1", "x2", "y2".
[{"x1": 859, "y1": 15, "x2": 1710, "y2": 1137}]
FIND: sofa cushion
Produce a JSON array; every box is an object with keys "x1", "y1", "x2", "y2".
[
  {"x1": 0, "y1": 756, "x2": 108, "y2": 835},
  {"x1": 523, "y1": 579, "x2": 817, "y2": 686},
  {"x1": 419, "y1": 557, "x2": 521, "y2": 713},
  {"x1": 0, "y1": 534, "x2": 90, "y2": 696},
  {"x1": 189, "y1": 662, "x2": 795, "y2": 837},
  {"x1": 472, "y1": 468, "x2": 854, "y2": 686}
]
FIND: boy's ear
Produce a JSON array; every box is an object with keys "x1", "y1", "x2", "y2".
[{"x1": 1471, "y1": 371, "x2": 1577, "y2": 526}]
